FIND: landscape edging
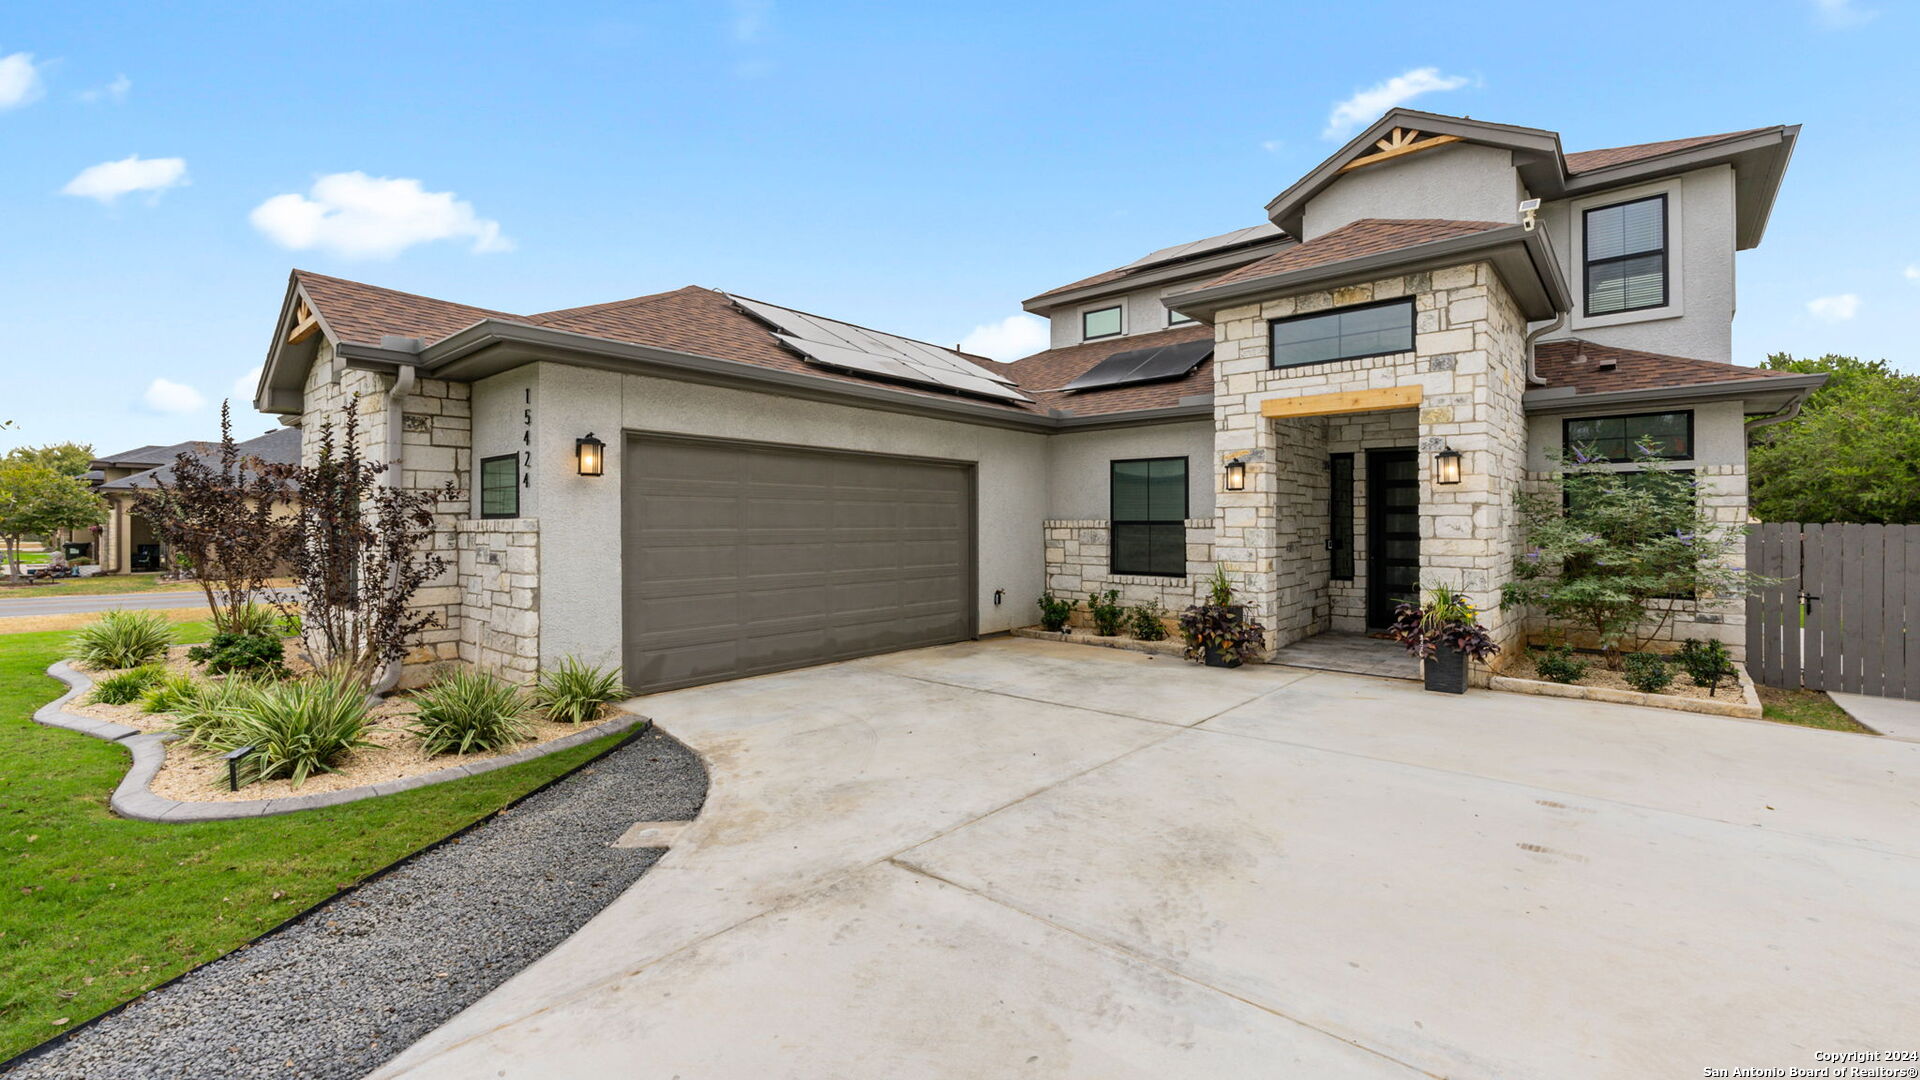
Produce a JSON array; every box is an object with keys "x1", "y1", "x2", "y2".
[{"x1": 35, "y1": 661, "x2": 651, "y2": 822}]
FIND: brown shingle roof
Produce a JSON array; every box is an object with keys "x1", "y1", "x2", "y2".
[
  {"x1": 1002, "y1": 323, "x2": 1215, "y2": 417},
  {"x1": 1533, "y1": 339, "x2": 1797, "y2": 396},
  {"x1": 1023, "y1": 227, "x2": 1287, "y2": 307},
  {"x1": 293, "y1": 269, "x2": 523, "y2": 346},
  {"x1": 1199, "y1": 219, "x2": 1509, "y2": 291},
  {"x1": 1562, "y1": 128, "x2": 1773, "y2": 174}
]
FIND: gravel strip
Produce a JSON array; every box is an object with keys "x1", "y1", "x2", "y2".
[{"x1": 4, "y1": 727, "x2": 708, "y2": 1080}]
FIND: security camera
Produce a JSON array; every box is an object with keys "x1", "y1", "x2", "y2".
[{"x1": 1518, "y1": 198, "x2": 1542, "y2": 231}]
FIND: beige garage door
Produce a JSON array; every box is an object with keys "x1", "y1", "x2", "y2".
[{"x1": 622, "y1": 435, "x2": 976, "y2": 693}]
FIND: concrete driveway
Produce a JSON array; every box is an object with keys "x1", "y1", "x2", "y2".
[{"x1": 376, "y1": 637, "x2": 1920, "y2": 1079}]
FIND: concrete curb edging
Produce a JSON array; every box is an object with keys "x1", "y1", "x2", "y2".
[
  {"x1": 1489, "y1": 662, "x2": 1765, "y2": 720},
  {"x1": 34, "y1": 661, "x2": 651, "y2": 822}
]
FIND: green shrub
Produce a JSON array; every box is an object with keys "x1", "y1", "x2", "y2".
[
  {"x1": 1533, "y1": 645, "x2": 1589, "y2": 684},
  {"x1": 1087, "y1": 589, "x2": 1124, "y2": 636},
  {"x1": 1036, "y1": 592, "x2": 1074, "y2": 632},
  {"x1": 1127, "y1": 601, "x2": 1168, "y2": 641},
  {"x1": 531, "y1": 657, "x2": 627, "y2": 725},
  {"x1": 187, "y1": 632, "x2": 287, "y2": 677},
  {"x1": 68, "y1": 610, "x2": 172, "y2": 670},
  {"x1": 140, "y1": 671, "x2": 203, "y2": 714},
  {"x1": 166, "y1": 677, "x2": 262, "y2": 750},
  {"x1": 1675, "y1": 638, "x2": 1738, "y2": 696},
  {"x1": 409, "y1": 667, "x2": 532, "y2": 754},
  {"x1": 219, "y1": 676, "x2": 377, "y2": 786},
  {"x1": 1621, "y1": 652, "x2": 1674, "y2": 694},
  {"x1": 88, "y1": 665, "x2": 166, "y2": 705}
]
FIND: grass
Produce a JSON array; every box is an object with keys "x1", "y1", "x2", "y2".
[
  {"x1": 1756, "y1": 685, "x2": 1874, "y2": 734},
  {"x1": 0, "y1": 622, "x2": 629, "y2": 1060},
  {"x1": 0, "y1": 573, "x2": 203, "y2": 599}
]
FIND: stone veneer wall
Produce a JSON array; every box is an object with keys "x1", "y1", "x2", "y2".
[
  {"x1": 1211, "y1": 261, "x2": 1531, "y2": 664},
  {"x1": 1042, "y1": 519, "x2": 1215, "y2": 621},
  {"x1": 454, "y1": 518, "x2": 541, "y2": 680}
]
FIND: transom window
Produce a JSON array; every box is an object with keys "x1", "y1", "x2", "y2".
[
  {"x1": 1269, "y1": 298, "x2": 1415, "y2": 369},
  {"x1": 480, "y1": 454, "x2": 520, "y2": 518},
  {"x1": 1082, "y1": 305, "x2": 1123, "y2": 340},
  {"x1": 1584, "y1": 194, "x2": 1668, "y2": 316},
  {"x1": 1111, "y1": 457, "x2": 1187, "y2": 577},
  {"x1": 1166, "y1": 306, "x2": 1195, "y2": 327},
  {"x1": 1563, "y1": 410, "x2": 1693, "y2": 462}
]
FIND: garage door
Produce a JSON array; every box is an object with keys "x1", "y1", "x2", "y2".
[{"x1": 623, "y1": 435, "x2": 976, "y2": 693}]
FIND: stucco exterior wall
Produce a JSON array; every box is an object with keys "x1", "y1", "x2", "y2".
[
  {"x1": 1042, "y1": 274, "x2": 1216, "y2": 349},
  {"x1": 471, "y1": 368, "x2": 541, "y2": 518},
  {"x1": 1301, "y1": 144, "x2": 1525, "y2": 241},
  {"x1": 1043, "y1": 421, "x2": 1215, "y2": 521}
]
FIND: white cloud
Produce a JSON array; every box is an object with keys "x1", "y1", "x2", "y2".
[
  {"x1": 958, "y1": 314, "x2": 1048, "y2": 363},
  {"x1": 232, "y1": 366, "x2": 262, "y2": 405},
  {"x1": 1324, "y1": 67, "x2": 1471, "y2": 140},
  {"x1": 78, "y1": 73, "x2": 131, "y2": 104},
  {"x1": 729, "y1": 0, "x2": 773, "y2": 42},
  {"x1": 1260, "y1": 139, "x2": 1286, "y2": 154},
  {"x1": 60, "y1": 154, "x2": 188, "y2": 203},
  {"x1": 143, "y1": 378, "x2": 205, "y2": 414},
  {"x1": 1806, "y1": 294, "x2": 1861, "y2": 322},
  {"x1": 1811, "y1": 0, "x2": 1876, "y2": 27},
  {"x1": 249, "y1": 172, "x2": 513, "y2": 259},
  {"x1": 0, "y1": 51, "x2": 46, "y2": 110},
  {"x1": 1904, "y1": 264, "x2": 1918, "y2": 283}
]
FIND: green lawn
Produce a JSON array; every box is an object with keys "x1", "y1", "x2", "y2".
[
  {"x1": 0, "y1": 573, "x2": 205, "y2": 599},
  {"x1": 1756, "y1": 685, "x2": 1873, "y2": 734},
  {"x1": 0, "y1": 624, "x2": 628, "y2": 1060}
]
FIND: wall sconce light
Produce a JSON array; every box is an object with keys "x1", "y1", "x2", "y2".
[
  {"x1": 1434, "y1": 446, "x2": 1462, "y2": 485},
  {"x1": 1224, "y1": 458, "x2": 1247, "y2": 492},
  {"x1": 576, "y1": 432, "x2": 606, "y2": 477}
]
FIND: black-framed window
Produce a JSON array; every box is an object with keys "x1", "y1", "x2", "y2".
[
  {"x1": 1167, "y1": 307, "x2": 1195, "y2": 327},
  {"x1": 1563, "y1": 410, "x2": 1693, "y2": 462},
  {"x1": 1328, "y1": 453, "x2": 1355, "y2": 580},
  {"x1": 1082, "y1": 305, "x2": 1122, "y2": 340},
  {"x1": 1583, "y1": 194, "x2": 1668, "y2": 316},
  {"x1": 480, "y1": 454, "x2": 519, "y2": 519},
  {"x1": 1269, "y1": 298, "x2": 1414, "y2": 370},
  {"x1": 1111, "y1": 457, "x2": 1187, "y2": 577}
]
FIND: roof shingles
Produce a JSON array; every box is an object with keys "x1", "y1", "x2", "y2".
[
  {"x1": 1533, "y1": 339, "x2": 1796, "y2": 396},
  {"x1": 1002, "y1": 324, "x2": 1215, "y2": 417},
  {"x1": 1199, "y1": 219, "x2": 1510, "y2": 292}
]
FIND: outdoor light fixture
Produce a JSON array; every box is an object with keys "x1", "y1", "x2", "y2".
[
  {"x1": 576, "y1": 432, "x2": 606, "y2": 477},
  {"x1": 1434, "y1": 446, "x2": 1462, "y2": 485},
  {"x1": 1224, "y1": 458, "x2": 1247, "y2": 492}
]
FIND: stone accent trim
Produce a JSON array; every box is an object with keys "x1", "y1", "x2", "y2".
[
  {"x1": 456, "y1": 518, "x2": 541, "y2": 681},
  {"x1": 1490, "y1": 664, "x2": 1763, "y2": 720},
  {"x1": 1042, "y1": 518, "x2": 1215, "y2": 617}
]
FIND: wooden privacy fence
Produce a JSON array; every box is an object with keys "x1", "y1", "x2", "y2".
[{"x1": 1746, "y1": 523, "x2": 1920, "y2": 700}]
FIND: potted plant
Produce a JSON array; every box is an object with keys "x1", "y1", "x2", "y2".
[
  {"x1": 1179, "y1": 567, "x2": 1267, "y2": 668},
  {"x1": 1388, "y1": 585, "x2": 1500, "y2": 694}
]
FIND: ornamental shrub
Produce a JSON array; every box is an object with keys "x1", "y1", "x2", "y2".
[
  {"x1": 1532, "y1": 645, "x2": 1589, "y2": 684},
  {"x1": 1036, "y1": 592, "x2": 1074, "y2": 632},
  {"x1": 88, "y1": 665, "x2": 165, "y2": 706},
  {"x1": 410, "y1": 667, "x2": 532, "y2": 755},
  {"x1": 220, "y1": 676, "x2": 377, "y2": 786},
  {"x1": 140, "y1": 670, "x2": 203, "y2": 714},
  {"x1": 1127, "y1": 601, "x2": 1168, "y2": 641},
  {"x1": 1621, "y1": 652, "x2": 1674, "y2": 694},
  {"x1": 1087, "y1": 589, "x2": 1125, "y2": 636},
  {"x1": 68, "y1": 610, "x2": 172, "y2": 670},
  {"x1": 531, "y1": 657, "x2": 627, "y2": 725},
  {"x1": 187, "y1": 632, "x2": 287, "y2": 677},
  {"x1": 1675, "y1": 638, "x2": 1738, "y2": 696}
]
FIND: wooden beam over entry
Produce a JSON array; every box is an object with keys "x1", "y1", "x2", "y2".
[{"x1": 1260, "y1": 385, "x2": 1422, "y2": 419}]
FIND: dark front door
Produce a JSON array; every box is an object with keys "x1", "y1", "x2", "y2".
[{"x1": 1366, "y1": 449, "x2": 1420, "y2": 628}]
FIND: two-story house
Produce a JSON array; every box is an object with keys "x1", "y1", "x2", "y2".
[{"x1": 249, "y1": 108, "x2": 1822, "y2": 691}]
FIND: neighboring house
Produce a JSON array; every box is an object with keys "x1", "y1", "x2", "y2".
[
  {"x1": 251, "y1": 107, "x2": 1822, "y2": 690},
  {"x1": 88, "y1": 428, "x2": 301, "y2": 574}
]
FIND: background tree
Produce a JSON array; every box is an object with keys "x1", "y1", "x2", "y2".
[
  {"x1": 1750, "y1": 353, "x2": 1920, "y2": 524},
  {"x1": 4, "y1": 441, "x2": 95, "y2": 479},
  {"x1": 0, "y1": 461, "x2": 106, "y2": 580},
  {"x1": 270, "y1": 405, "x2": 457, "y2": 690},
  {"x1": 129, "y1": 403, "x2": 291, "y2": 632}
]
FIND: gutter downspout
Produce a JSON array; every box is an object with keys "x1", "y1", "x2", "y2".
[
  {"x1": 1743, "y1": 392, "x2": 1806, "y2": 434},
  {"x1": 370, "y1": 363, "x2": 417, "y2": 698},
  {"x1": 1523, "y1": 310, "x2": 1566, "y2": 387}
]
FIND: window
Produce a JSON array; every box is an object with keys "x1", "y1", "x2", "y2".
[
  {"x1": 1167, "y1": 306, "x2": 1195, "y2": 327},
  {"x1": 1082, "y1": 305, "x2": 1123, "y2": 340},
  {"x1": 1111, "y1": 457, "x2": 1187, "y2": 577},
  {"x1": 1329, "y1": 453, "x2": 1355, "y2": 580},
  {"x1": 480, "y1": 454, "x2": 519, "y2": 518},
  {"x1": 1269, "y1": 298, "x2": 1414, "y2": 369},
  {"x1": 1583, "y1": 194, "x2": 1667, "y2": 316},
  {"x1": 1563, "y1": 410, "x2": 1693, "y2": 462}
]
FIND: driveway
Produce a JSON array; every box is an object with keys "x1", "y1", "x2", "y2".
[{"x1": 375, "y1": 637, "x2": 1920, "y2": 1079}]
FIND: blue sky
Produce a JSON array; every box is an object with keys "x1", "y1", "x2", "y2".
[{"x1": 2, "y1": 0, "x2": 1913, "y2": 456}]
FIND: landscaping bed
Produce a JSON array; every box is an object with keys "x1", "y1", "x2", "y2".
[
  {"x1": 1012, "y1": 625, "x2": 1184, "y2": 659},
  {"x1": 1491, "y1": 647, "x2": 1764, "y2": 719}
]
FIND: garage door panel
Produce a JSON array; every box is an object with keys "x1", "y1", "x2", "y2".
[{"x1": 625, "y1": 436, "x2": 974, "y2": 693}]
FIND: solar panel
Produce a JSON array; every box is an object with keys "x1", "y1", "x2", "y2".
[
  {"x1": 1120, "y1": 223, "x2": 1285, "y2": 271},
  {"x1": 733, "y1": 294, "x2": 1033, "y2": 404},
  {"x1": 1060, "y1": 339, "x2": 1213, "y2": 392}
]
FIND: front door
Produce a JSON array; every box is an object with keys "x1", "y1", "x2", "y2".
[{"x1": 1366, "y1": 448, "x2": 1420, "y2": 628}]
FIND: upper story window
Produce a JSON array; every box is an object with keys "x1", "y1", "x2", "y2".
[
  {"x1": 1111, "y1": 457, "x2": 1187, "y2": 577},
  {"x1": 1583, "y1": 194, "x2": 1668, "y2": 316},
  {"x1": 1166, "y1": 306, "x2": 1195, "y2": 327},
  {"x1": 480, "y1": 454, "x2": 520, "y2": 518},
  {"x1": 1563, "y1": 410, "x2": 1693, "y2": 462},
  {"x1": 1269, "y1": 298, "x2": 1414, "y2": 370},
  {"x1": 1082, "y1": 305, "x2": 1123, "y2": 340}
]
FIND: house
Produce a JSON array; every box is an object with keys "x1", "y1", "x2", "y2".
[
  {"x1": 88, "y1": 428, "x2": 301, "y2": 574},
  {"x1": 249, "y1": 107, "x2": 1823, "y2": 691}
]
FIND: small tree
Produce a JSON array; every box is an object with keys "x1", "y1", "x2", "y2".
[
  {"x1": 4, "y1": 441, "x2": 96, "y2": 479},
  {"x1": 271, "y1": 405, "x2": 457, "y2": 689},
  {"x1": 0, "y1": 461, "x2": 106, "y2": 579},
  {"x1": 1501, "y1": 439, "x2": 1751, "y2": 668},
  {"x1": 1750, "y1": 352, "x2": 1920, "y2": 524},
  {"x1": 130, "y1": 403, "x2": 292, "y2": 633}
]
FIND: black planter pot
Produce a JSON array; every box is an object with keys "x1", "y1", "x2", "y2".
[
  {"x1": 1424, "y1": 645, "x2": 1468, "y2": 693},
  {"x1": 1203, "y1": 645, "x2": 1243, "y2": 669}
]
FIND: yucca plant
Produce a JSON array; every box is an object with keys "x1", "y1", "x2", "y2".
[
  {"x1": 140, "y1": 670, "x2": 203, "y2": 714},
  {"x1": 408, "y1": 667, "x2": 532, "y2": 755},
  {"x1": 531, "y1": 657, "x2": 627, "y2": 724},
  {"x1": 88, "y1": 665, "x2": 166, "y2": 706},
  {"x1": 68, "y1": 610, "x2": 173, "y2": 670},
  {"x1": 165, "y1": 676, "x2": 262, "y2": 750},
  {"x1": 219, "y1": 676, "x2": 377, "y2": 786},
  {"x1": 223, "y1": 602, "x2": 282, "y2": 638}
]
